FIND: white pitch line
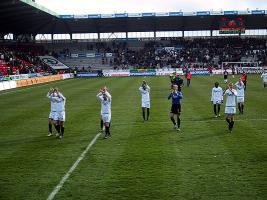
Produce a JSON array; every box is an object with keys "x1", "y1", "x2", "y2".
[{"x1": 46, "y1": 132, "x2": 101, "y2": 200}]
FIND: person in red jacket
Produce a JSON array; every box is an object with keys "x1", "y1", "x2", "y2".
[
  {"x1": 241, "y1": 71, "x2": 247, "y2": 90},
  {"x1": 186, "y1": 71, "x2": 191, "y2": 87}
]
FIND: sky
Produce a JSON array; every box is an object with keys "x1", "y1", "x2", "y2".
[{"x1": 35, "y1": 0, "x2": 267, "y2": 15}]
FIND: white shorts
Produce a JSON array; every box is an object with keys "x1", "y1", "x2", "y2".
[
  {"x1": 49, "y1": 111, "x2": 57, "y2": 120},
  {"x1": 213, "y1": 100, "x2": 222, "y2": 105},
  {"x1": 142, "y1": 101, "x2": 150, "y2": 108},
  {"x1": 225, "y1": 107, "x2": 236, "y2": 115},
  {"x1": 53, "y1": 111, "x2": 66, "y2": 122},
  {"x1": 237, "y1": 96, "x2": 244, "y2": 103},
  {"x1": 101, "y1": 113, "x2": 111, "y2": 123}
]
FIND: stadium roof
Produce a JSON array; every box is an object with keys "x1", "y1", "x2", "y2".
[
  {"x1": 0, "y1": 0, "x2": 58, "y2": 34},
  {"x1": 0, "y1": 0, "x2": 267, "y2": 35}
]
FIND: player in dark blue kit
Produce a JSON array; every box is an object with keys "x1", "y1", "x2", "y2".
[{"x1": 168, "y1": 85, "x2": 183, "y2": 131}]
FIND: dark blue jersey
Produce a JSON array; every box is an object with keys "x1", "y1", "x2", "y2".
[{"x1": 168, "y1": 91, "x2": 183, "y2": 105}]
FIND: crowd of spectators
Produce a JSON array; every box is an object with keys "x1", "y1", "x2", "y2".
[
  {"x1": 111, "y1": 38, "x2": 267, "y2": 69},
  {"x1": 0, "y1": 44, "x2": 53, "y2": 76},
  {"x1": 56, "y1": 37, "x2": 267, "y2": 70},
  {"x1": 2, "y1": 37, "x2": 267, "y2": 76}
]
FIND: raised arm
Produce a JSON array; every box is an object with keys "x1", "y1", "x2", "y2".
[
  {"x1": 47, "y1": 88, "x2": 54, "y2": 98},
  {"x1": 223, "y1": 89, "x2": 227, "y2": 96},
  {"x1": 96, "y1": 92, "x2": 103, "y2": 100},
  {"x1": 146, "y1": 85, "x2": 150, "y2": 92},
  {"x1": 105, "y1": 91, "x2": 112, "y2": 101},
  {"x1": 58, "y1": 92, "x2": 66, "y2": 101},
  {"x1": 46, "y1": 92, "x2": 52, "y2": 99}
]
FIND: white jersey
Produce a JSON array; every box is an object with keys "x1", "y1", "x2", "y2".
[
  {"x1": 211, "y1": 87, "x2": 223, "y2": 103},
  {"x1": 261, "y1": 73, "x2": 267, "y2": 82},
  {"x1": 56, "y1": 93, "x2": 66, "y2": 112},
  {"x1": 224, "y1": 89, "x2": 237, "y2": 107},
  {"x1": 97, "y1": 92, "x2": 112, "y2": 115},
  {"x1": 139, "y1": 85, "x2": 150, "y2": 102},
  {"x1": 47, "y1": 92, "x2": 58, "y2": 112},
  {"x1": 235, "y1": 82, "x2": 245, "y2": 97}
]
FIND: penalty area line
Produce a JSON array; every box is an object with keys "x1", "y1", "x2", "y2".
[{"x1": 46, "y1": 132, "x2": 101, "y2": 200}]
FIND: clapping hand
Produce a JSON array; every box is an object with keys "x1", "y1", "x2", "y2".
[{"x1": 49, "y1": 88, "x2": 54, "y2": 94}]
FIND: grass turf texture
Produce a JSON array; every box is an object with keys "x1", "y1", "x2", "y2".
[{"x1": 0, "y1": 75, "x2": 266, "y2": 200}]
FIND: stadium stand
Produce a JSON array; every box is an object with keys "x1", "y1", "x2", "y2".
[
  {"x1": 1, "y1": 37, "x2": 266, "y2": 74},
  {"x1": 0, "y1": 0, "x2": 267, "y2": 73},
  {"x1": 0, "y1": 44, "x2": 55, "y2": 75},
  {"x1": 1, "y1": 1, "x2": 267, "y2": 199},
  {"x1": 41, "y1": 38, "x2": 267, "y2": 71}
]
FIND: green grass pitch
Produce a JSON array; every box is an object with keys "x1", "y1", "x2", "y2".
[{"x1": 0, "y1": 75, "x2": 266, "y2": 200}]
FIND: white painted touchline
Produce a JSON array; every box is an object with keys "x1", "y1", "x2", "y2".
[{"x1": 46, "y1": 132, "x2": 101, "y2": 200}]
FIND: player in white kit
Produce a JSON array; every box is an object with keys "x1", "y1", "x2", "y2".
[
  {"x1": 98, "y1": 86, "x2": 111, "y2": 132},
  {"x1": 97, "y1": 88, "x2": 112, "y2": 139},
  {"x1": 139, "y1": 80, "x2": 150, "y2": 121},
  {"x1": 47, "y1": 88, "x2": 59, "y2": 136},
  {"x1": 261, "y1": 71, "x2": 267, "y2": 87},
  {"x1": 54, "y1": 88, "x2": 66, "y2": 139},
  {"x1": 224, "y1": 83, "x2": 237, "y2": 132},
  {"x1": 211, "y1": 82, "x2": 223, "y2": 117},
  {"x1": 235, "y1": 79, "x2": 245, "y2": 114}
]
